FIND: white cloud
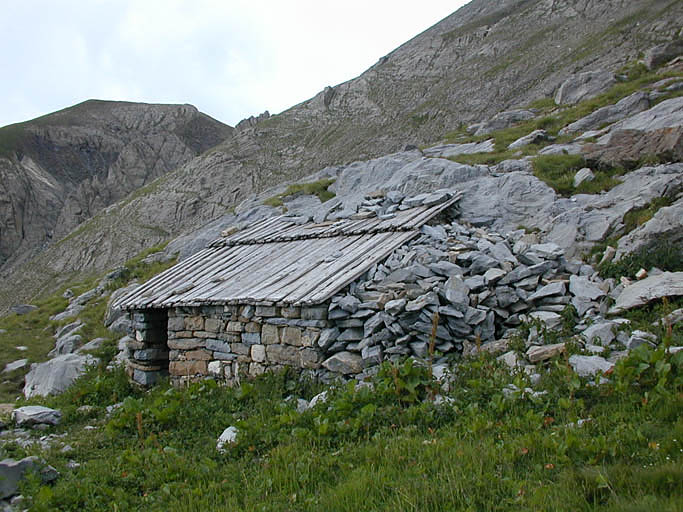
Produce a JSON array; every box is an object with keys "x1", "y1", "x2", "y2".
[{"x1": 0, "y1": 0, "x2": 467, "y2": 128}]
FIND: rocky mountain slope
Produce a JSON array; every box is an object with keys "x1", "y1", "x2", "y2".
[
  {"x1": 1, "y1": 0, "x2": 682, "y2": 312},
  {"x1": 0, "y1": 100, "x2": 232, "y2": 273}
]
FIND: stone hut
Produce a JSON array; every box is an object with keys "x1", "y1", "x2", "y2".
[{"x1": 114, "y1": 193, "x2": 459, "y2": 386}]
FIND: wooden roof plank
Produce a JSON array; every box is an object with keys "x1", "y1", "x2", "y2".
[
  {"x1": 303, "y1": 231, "x2": 417, "y2": 304},
  {"x1": 117, "y1": 196, "x2": 461, "y2": 309},
  {"x1": 258, "y1": 236, "x2": 369, "y2": 303}
]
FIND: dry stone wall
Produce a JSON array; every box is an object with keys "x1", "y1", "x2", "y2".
[{"x1": 128, "y1": 304, "x2": 328, "y2": 386}]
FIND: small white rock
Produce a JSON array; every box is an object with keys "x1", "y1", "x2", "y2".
[{"x1": 217, "y1": 426, "x2": 239, "y2": 453}]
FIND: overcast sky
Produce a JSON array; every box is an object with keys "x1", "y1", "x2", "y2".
[{"x1": 1, "y1": 1, "x2": 468, "y2": 128}]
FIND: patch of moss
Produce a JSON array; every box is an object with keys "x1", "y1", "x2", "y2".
[{"x1": 263, "y1": 178, "x2": 336, "y2": 208}]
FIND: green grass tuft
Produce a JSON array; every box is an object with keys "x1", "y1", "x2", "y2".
[
  {"x1": 531, "y1": 154, "x2": 587, "y2": 196},
  {"x1": 599, "y1": 242, "x2": 683, "y2": 280},
  {"x1": 263, "y1": 178, "x2": 336, "y2": 208}
]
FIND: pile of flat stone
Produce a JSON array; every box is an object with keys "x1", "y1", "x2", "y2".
[
  {"x1": 318, "y1": 214, "x2": 615, "y2": 379},
  {"x1": 280, "y1": 186, "x2": 458, "y2": 224},
  {"x1": 350, "y1": 188, "x2": 456, "y2": 219}
]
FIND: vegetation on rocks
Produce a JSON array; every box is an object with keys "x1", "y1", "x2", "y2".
[
  {"x1": 599, "y1": 243, "x2": 683, "y2": 280},
  {"x1": 531, "y1": 155, "x2": 624, "y2": 197},
  {"x1": 263, "y1": 179, "x2": 336, "y2": 208},
  {"x1": 434, "y1": 64, "x2": 682, "y2": 198}
]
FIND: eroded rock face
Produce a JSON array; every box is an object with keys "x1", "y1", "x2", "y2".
[
  {"x1": 554, "y1": 70, "x2": 616, "y2": 105},
  {"x1": 645, "y1": 40, "x2": 683, "y2": 69},
  {"x1": 583, "y1": 127, "x2": 683, "y2": 168},
  {"x1": 615, "y1": 198, "x2": 683, "y2": 259},
  {"x1": 0, "y1": 100, "x2": 232, "y2": 273},
  {"x1": 610, "y1": 272, "x2": 683, "y2": 314},
  {"x1": 560, "y1": 91, "x2": 650, "y2": 135}
]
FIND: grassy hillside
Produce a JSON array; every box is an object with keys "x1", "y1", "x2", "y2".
[
  {"x1": 0, "y1": 245, "x2": 176, "y2": 401},
  {"x1": 4, "y1": 338, "x2": 681, "y2": 510},
  {"x1": 0, "y1": 253, "x2": 680, "y2": 510}
]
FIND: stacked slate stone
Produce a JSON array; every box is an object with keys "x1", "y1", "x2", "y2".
[
  {"x1": 128, "y1": 311, "x2": 170, "y2": 385},
  {"x1": 163, "y1": 304, "x2": 326, "y2": 387},
  {"x1": 319, "y1": 200, "x2": 610, "y2": 380}
]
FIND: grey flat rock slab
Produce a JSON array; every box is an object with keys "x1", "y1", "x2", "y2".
[
  {"x1": 569, "y1": 355, "x2": 614, "y2": 377},
  {"x1": 2, "y1": 359, "x2": 28, "y2": 373},
  {"x1": 554, "y1": 70, "x2": 616, "y2": 105},
  {"x1": 12, "y1": 406, "x2": 62, "y2": 426},
  {"x1": 609, "y1": 272, "x2": 683, "y2": 314},
  {"x1": 423, "y1": 139, "x2": 495, "y2": 158}
]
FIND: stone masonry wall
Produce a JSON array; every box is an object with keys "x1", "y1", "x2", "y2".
[
  {"x1": 128, "y1": 310, "x2": 169, "y2": 386},
  {"x1": 127, "y1": 304, "x2": 328, "y2": 386}
]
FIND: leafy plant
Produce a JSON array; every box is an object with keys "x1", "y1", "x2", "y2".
[
  {"x1": 613, "y1": 344, "x2": 682, "y2": 407},
  {"x1": 376, "y1": 359, "x2": 435, "y2": 405}
]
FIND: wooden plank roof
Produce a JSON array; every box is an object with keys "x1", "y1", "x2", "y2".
[{"x1": 115, "y1": 195, "x2": 459, "y2": 310}]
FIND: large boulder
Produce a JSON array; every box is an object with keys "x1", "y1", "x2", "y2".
[
  {"x1": 615, "y1": 198, "x2": 683, "y2": 260},
  {"x1": 554, "y1": 71, "x2": 616, "y2": 105},
  {"x1": 0, "y1": 457, "x2": 58, "y2": 499},
  {"x1": 23, "y1": 353, "x2": 98, "y2": 398},
  {"x1": 609, "y1": 272, "x2": 683, "y2": 314},
  {"x1": 48, "y1": 334, "x2": 83, "y2": 357},
  {"x1": 11, "y1": 406, "x2": 62, "y2": 427}
]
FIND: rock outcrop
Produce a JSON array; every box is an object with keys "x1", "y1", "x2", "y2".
[
  {"x1": 0, "y1": 100, "x2": 232, "y2": 279},
  {"x1": 3, "y1": 0, "x2": 681, "y2": 314},
  {"x1": 554, "y1": 70, "x2": 616, "y2": 105},
  {"x1": 23, "y1": 353, "x2": 98, "y2": 398},
  {"x1": 615, "y1": 198, "x2": 683, "y2": 259}
]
